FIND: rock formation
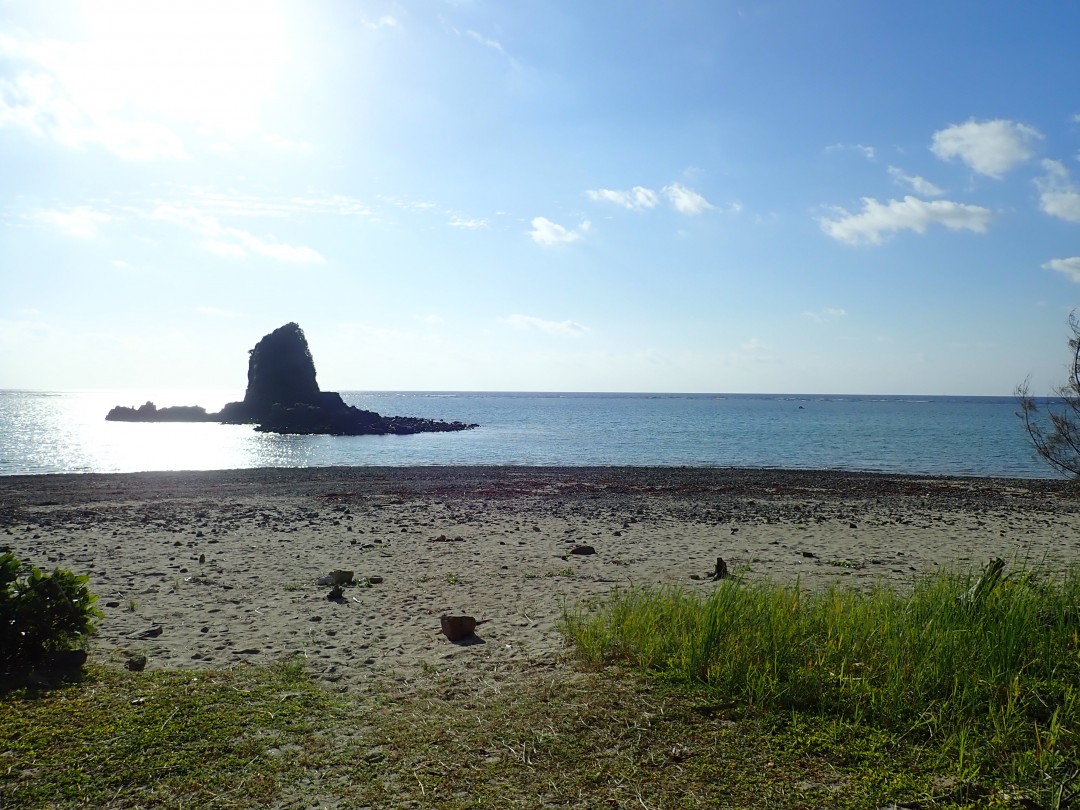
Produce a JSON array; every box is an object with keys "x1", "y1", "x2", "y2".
[
  {"x1": 106, "y1": 323, "x2": 478, "y2": 436},
  {"x1": 217, "y1": 322, "x2": 325, "y2": 424},
  {"x1": 105, "y1": 402, "x2": 217, "y2": 422}
]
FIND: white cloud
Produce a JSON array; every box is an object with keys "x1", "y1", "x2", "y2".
[
  {"x1": 500, "y1": 314, "x2": 590, "y2": 336},
  {"x1": 529, "y1": 217, "x2": 590, "y2": 246},
  {"x1": 363, "y1": 15, "x2": 399, "y2": 29},
  {"x1": 379, "y1": 194, "x2": 437, "y2": 211},
  {"x1": 888, "y1": 166, "x2": 944, "y2": 196},
  {"x1": 663, "y1": 183, "x2": 713, "y2": 215},
  {"x1": 827, "y1": 143, "x2": 875, "y2": 160},
  {"x1": 449, "y1": 216, "x2": 490, "y2": 229},
  {"x1": 0, "y1": 70, "x2": 187, "y2": 160},
  {"x1": 930, "y1": 119, "x2": 1042, "y2": 177},
  {"x1": 0, "y1": 3, "x2": 290, "y2": 158},
  {"x1": 152, "y1": 205, "x2": 325, "y2": 264},
  {"x1": 587, "y1": 186, "x2": 660, "y2": 210},
  {"x1": 820, "y1": 196, "x2": 993, "y2": 245},
  {"x1": 1044, "y1": 257, "x2": 1080, "y2": 283},
  {"x1": 1035, "y1": 160, "x2": 1080, "y2": 223},
  {"x1": 466, "y1": 30, "x2": 507, "y2": 55},
  {"x1": 804, "y1": 307, "x2": 848, "y2": 322},
  {"x1": 32, "y1": 206, "x2": 112, "y2": 237}
]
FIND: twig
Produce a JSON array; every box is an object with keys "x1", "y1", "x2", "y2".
[{"x1": 161, "y1": 708, "x2": 178, "y2": 731}]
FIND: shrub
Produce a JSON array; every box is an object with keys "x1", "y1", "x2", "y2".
[{"x1": 0, "y1": 552, "x2": 99, "y2": 674}]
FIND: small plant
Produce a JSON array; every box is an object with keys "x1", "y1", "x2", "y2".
[
  {"x1": 126, "y1": 598, "x2": 138, "y2": 612},
  {"x1": 444, "y1": 573, "x2": 461, "y2": 585},
  {"x1": 827, "y1": 559, "x2": 861, "y2": 569},
  {"x1": 0, "y1": 552, "x2": 100, "y2": 674}
]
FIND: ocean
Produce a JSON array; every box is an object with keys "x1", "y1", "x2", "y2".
[{"x1": 0, "y1": 389, "x2": 1059, "y2": 479}]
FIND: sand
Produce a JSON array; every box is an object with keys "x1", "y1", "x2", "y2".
[{"x1": 2, "y1": 467, "x2": 1079, "y2": 690}]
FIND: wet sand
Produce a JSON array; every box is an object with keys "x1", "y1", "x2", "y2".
[{"x1": 2, "y1": 467, "x2": 1078, "y2": 690}]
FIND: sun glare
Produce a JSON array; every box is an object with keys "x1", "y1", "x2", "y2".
[{"x1": 72, "y1": 0, "x2": 288, "y2": 139}]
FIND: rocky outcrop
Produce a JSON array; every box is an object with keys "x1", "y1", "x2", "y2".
[
  {"x1": 218, "y1": 323, "x2": 322, "y2": 424},
  {"x1": 106, "y1": 323, "x2": 478, "y2": 436},
  {"x1": 106, "y1": 402, "x2": 217, "y2": 422}
]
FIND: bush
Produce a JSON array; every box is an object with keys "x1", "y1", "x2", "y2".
[{"x1": 0, "y1": 552, "x2": 99, "y2": 674}]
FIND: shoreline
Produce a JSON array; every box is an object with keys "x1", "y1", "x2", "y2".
[{"x1": 3, "y1": 466, "x2": 1078, "y2": 690}]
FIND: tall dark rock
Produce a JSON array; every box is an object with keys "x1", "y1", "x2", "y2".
[
  {"x1": 107, "y1": 322, "x2": 478, "y2": 436},
  {"x1": 219, "y1": 322, "x2": 332, "y2": 423},
  {"x1": 242, "y1": 322, "x2": 321, "y2": 419}
]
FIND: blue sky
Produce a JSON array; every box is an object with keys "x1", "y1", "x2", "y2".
[{"x1": 1, "y1": 0, "x2": 1078, "y2": 395}]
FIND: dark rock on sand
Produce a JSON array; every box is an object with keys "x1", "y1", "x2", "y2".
[
  {"x1": 440, "y1": 615, "x2": 478, "y2": 642},
  {"x1": 125, "y1": 653, "x2": 148, "y2": 672}
]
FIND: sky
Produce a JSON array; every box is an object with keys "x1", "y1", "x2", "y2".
[{"x1": 1, "y1": 1, "x2": 1079, "y2": 396}]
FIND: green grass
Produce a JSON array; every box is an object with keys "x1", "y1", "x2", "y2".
[
  {"x1": 561, "y1": 561, "x2": 1080, "y2": 808},
  {"x1": 0, "y1": 659, "x2": 340, "y2": 808},
  {"x1": 1, "y1": 661, "x2": 955, "y2": 809},
  {"x1": 4, "y1": 562, "x2": 1080, "y2": 808}
]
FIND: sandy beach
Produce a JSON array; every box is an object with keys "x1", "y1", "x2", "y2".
[{"x1": 2, "y1": 467, "x2": 1078, "y2": 690}]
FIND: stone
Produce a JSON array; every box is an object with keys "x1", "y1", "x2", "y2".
[
  {"x1": 440, "y1": 615, "x2": 478, "y2": 642},
  {"x1": 569, "y1": 544, "x2": 596, "y2": 556},
  {"x1": 125, "y1": 653, "x2": 147, "y2": 672},
  {"x1": 316, "y1": 570, "x2": 354, "y2": 586}
]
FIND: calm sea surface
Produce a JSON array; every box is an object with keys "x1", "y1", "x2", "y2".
[{"x1": 0, "y1": 389, "x2": 1059, "y2": 479}]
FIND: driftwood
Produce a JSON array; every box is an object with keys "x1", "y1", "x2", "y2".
[{"x1": 711, "y1": 557, "x2": 729, "y2": 581}]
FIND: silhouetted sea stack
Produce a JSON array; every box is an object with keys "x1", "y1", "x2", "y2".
[{"x1": 106, "y1": 322, "x2": 478, "y2": 436}]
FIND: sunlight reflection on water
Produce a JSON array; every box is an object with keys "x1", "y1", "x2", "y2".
[{"x1": 0, "y1": 389, "x2": 1060, "y2": 478}]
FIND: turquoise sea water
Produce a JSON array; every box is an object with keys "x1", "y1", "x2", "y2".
[{"x1": 0, "y1": 389, "x2": 1059, "y2": 478}]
